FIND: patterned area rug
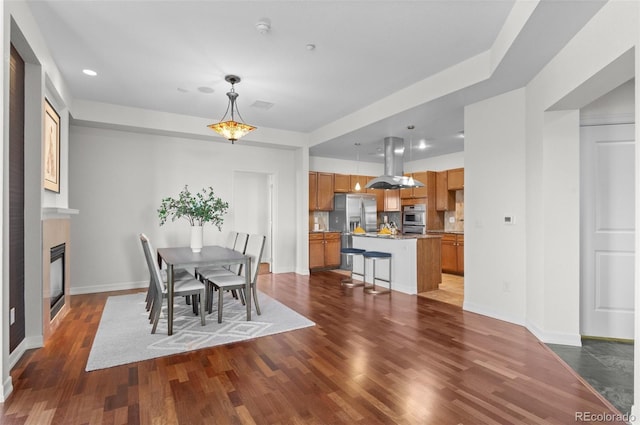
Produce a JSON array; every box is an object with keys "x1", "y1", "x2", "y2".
[{"x1": 86, "y1": 291, "x2": 315, "y2": 371}]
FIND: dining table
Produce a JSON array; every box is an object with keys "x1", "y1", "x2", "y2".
[{"x1": 156, "y1": 245, "x2": 251, "y2": 335}]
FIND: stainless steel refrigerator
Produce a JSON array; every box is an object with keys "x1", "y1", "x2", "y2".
[{"x1": 329, "y1": 193, "x2": 377, "y2": 270}]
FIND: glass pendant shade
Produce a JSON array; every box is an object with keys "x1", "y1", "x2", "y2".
[
  {"x1": 208, "y1": 75, "x2": 256, "y2": 143},
  {"x1": 208, "y1": 120, "x2": 256, "y2": 143}
]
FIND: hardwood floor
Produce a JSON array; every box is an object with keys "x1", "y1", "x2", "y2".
[
  {"x1": 418, "y1": 273, "x2": 464, "y2": 307},
  {"x1": 1, "y1": 271, "x2": 625, "y2": 424}
]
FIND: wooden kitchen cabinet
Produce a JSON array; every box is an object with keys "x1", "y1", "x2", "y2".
[
  {"x1": 411, "y1": 171, "x2": 429, "y2": 198},
  {"x1": 456, "y1": 234, "x2": 464, "y2": 274},
  {"x1": 309, "y1": 172, "x2": 334, "y2": 211},
  {"x1": 309, "y1": 232, "x2": 341, "y2": 271},
  {"x1": 447, "y1": 168, "x2": 464, "y2": 190},
  {"x1": 334, "y1": 173, "x2": 351, "y2": 193},
  {"x1": 441, "y1": 233, "x2": 464, "y2": 275},
  {"x1": 350, "y1": 175, "x2": 367, "y2": 193},
  {"x1": 400, "y1": 171, "x2": 432, "y2": 199},
  {"x1": 384, "y1": 189, "x2": 401, "y2": 211},
  {"x1": 436, "y1": 171, "x2": 455, "y2": 211}
]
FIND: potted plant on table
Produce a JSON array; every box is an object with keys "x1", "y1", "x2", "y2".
[{"x1": 157, "y1": 185, "x2": 229, "y2": 252}]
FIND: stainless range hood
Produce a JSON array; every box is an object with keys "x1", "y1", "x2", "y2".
[{"x1": 365, "y1": 136, "x2": 424, "y2": 190}]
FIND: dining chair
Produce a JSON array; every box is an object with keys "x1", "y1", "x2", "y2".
[
  {"x1": 199, "y1": 232, "x2": 249, "y2": 312},
  {"x1": 139, "y1": 233, "x2": 206, "y2": 333},
  {"x1": 195, "y1": 231, "x2": 238, "y2": 281},
  {"x1": 208, "y1": 234, "x2": 265, "y2": 323},
  {"x1": 146, "y1": 265, "x2": 192, "y2": 314}
]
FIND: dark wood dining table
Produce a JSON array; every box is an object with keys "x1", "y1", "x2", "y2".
[{"x1": 156, "y1": 245, "x2": 251, "y2": 335}]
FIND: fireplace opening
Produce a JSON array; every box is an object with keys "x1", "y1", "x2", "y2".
[{"x1": 50, "y1": 243, "x2": 65, "y2": 319}]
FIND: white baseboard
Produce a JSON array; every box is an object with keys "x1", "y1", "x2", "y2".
[
  {"x1": 462, "y1": 302, "x2": 582, "y2": 346},
  {"x1": 462, "y1": 301, "x2": 526, "y2": 327},
  {"x1": 0, "y1": 376, "x2": 12, "y2": 402},
  {"x1": 9, "y1": 336, "x2": 44, "y2": 370},
  {"x1": 2, "y1": 335, "x2": 45, "y2": 401},
  {"x1": 70, "y1": 280, "x2": 148, "y2": 295},
  {"x1": 526, "y1": 320, "x2": 582, "y2": 346}
]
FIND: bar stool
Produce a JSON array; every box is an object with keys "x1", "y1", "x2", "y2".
[
  {"x1": 340, "y1": 248, "x2": 366, "y2": 287},
  {"x1": 363, "y1": 251, "x2": 392, "y2": 295}
]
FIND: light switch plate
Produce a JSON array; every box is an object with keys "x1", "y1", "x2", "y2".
[{"x1": 448, "y1": 217, "x2": 455, "y2": 223}]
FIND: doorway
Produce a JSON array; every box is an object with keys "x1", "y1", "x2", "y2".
[{"x1": 233, "y1": 171, "x2": 273, "y2": 272}]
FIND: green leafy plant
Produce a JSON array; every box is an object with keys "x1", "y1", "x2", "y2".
[{"x1": 158, "y1": 185, "x2": 229, "y2": 230}]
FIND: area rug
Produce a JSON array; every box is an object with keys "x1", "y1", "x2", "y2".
[{"x1": 86, "y1": 291, "x2": 315, "y2": 371}]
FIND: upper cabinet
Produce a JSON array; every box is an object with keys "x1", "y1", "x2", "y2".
[
  {"x1": 309, "y1": 172, "x2": 334, "y2": 211},
  {"x1": 400, "y1": 171, "x2": 432, "y2": 199},
  {"x1": 384, "y1": 189, "x2": 401, "y2": 212},
  {"x1": 334, "y1": 173, "x2": 351, "y2": 193},
  {"x1": 447, "y1": 168, "x2": 464, "y2": 190},
  {"x1": 350, "y1": 175, "x2": 368, "y2": 193},
  {"x1": 436, "y1": 171, "x2": 455, "y2": 211}
]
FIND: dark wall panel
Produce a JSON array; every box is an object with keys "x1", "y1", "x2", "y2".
[{"x1": 9, "y1": 44, "x2": 25, "y2": 352}]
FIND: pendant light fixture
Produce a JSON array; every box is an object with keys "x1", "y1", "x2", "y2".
[
  {"x1": 354, "y1": 142, "x2": 361, "y2": 191},
  {"x1": 207, "y1": 75, "x2": 256, "y2": 144}
]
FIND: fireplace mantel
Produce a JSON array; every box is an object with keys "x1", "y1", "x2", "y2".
[{"x1": 42, "y1": 208, "x2": 79, "y2": 220}]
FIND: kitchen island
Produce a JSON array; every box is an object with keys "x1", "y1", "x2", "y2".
[{"x1": 352, "y1": 233, "x2": 442, "y2": 295}]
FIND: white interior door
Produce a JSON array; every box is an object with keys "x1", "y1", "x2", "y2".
[
  {"x1": 580, "y1": 123, "x2": 635, "y2": 339},
  {"x1": 233, "y1": 171, "x2": 272, "y2": 269}
]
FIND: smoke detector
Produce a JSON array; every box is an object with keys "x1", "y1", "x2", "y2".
[{"x1": 256, "y1": 19, "x2": 271, "y2": 35}]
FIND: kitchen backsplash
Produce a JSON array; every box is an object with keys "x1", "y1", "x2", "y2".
[
  {"x1": 378, "y1": 212, "x2": 401, "y2": 229},
  {"x1": 310, "y1": 211, "x2": 329, "y2": 231},
  {"x1": 444, "y1": 190, "x2": 464, "y2": 232}
]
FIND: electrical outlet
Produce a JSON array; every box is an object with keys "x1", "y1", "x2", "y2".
[
  {"x1": 448, "y1": 216, "x2": 455, "y2": 223},
  {"x1": 10, "y1": 307, "x2": 15, "y2": 325}
]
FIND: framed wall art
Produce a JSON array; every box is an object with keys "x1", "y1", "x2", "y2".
[{"x1": 43, "y1": 99, "x2": 60, "y2": 193}]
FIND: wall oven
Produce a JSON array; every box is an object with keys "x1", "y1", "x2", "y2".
[{"x1": 403, "y1": 204, "x2": 426, "y2": 234}]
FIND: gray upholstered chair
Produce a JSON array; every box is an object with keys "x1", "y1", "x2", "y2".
[
  {"x1": 195, "y1": 231, "x2": 238, "y2": 281},
  {"x1": 139, "y1": 233, "x2": 206, "y2": 333},
  {"x1": 199, "y1": 232, "x2": 249, "y2": 312},
  {"x1": 208, "y1": 234, "x2": 265, "y2": 323}
]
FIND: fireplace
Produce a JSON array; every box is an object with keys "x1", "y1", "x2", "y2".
[{"x1": 50, "y1": 243, "x2": 65, "y2": 319}]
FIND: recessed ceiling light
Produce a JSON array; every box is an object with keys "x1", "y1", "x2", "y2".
[
  {"x1": 457, "y1": 131, "x2": 465, "y2": 138},
  {"x1": 306, "y1": 44, "x2": 316, "y2": 51},
  {"x1": 177, "y1": 87, "x2": 189, "y2": 93},
  {"x1": 418, "y1": 141, "x2": 429, "y2": 149},
  {"x1": 197, "y1": 86, "x2": 214, "y2": 94},
  {"x1": 82, "y1": 69, "x2": 97, "y2": 76}
]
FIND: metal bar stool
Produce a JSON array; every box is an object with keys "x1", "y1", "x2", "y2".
[
  {"x1": 363, "y1": 251, "x2": 392, "y2": 295},
  {"x1": 340, "y1": 248, "x2": 367, "y2": 287}
]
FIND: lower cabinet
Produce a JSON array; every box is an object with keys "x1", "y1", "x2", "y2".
[
  {"x1": 441, "y1": 233, "x2": 464, "y2": 275},
  {"x1": 309, "y1": 232, "x2": 341, "y2": 271}
]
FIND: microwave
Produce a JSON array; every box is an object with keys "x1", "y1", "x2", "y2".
[{"x1": 403, "y1": 204, "x2": 426, "y2": 226}]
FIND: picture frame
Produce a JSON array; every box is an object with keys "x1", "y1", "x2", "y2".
[{"x1": 43, "y1": 99, "x2": 60, "y2": 193}]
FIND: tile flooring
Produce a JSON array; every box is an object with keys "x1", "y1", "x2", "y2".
[{"x1": 547, "y1": 339, "x2": 634, "y2": 415}]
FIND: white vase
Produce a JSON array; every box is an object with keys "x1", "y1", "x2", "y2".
[{"x1": 190, "y1": 225, "x2": 203, "y2": 253}]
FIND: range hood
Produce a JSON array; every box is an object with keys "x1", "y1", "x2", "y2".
[{"x1": 365, "y1": 136, "x2": 424, "y2": 190}]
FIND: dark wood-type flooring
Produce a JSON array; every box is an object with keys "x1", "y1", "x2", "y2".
[{"x1": 1, "y1": 271, "x2": 625, "y2": 424}]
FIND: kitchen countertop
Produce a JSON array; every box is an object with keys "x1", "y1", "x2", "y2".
[{"x1": 352, "y1": 233, "x2": 442, "y2": 240}]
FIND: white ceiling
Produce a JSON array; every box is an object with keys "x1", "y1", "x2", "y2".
[{"x1": 25, "y1": 0, "x2": 606, "y2": 163}]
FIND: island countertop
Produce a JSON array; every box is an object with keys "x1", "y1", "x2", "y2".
[
  {"x1": 352, "y1": 233, "x2": 443, "y2": 240},
  {"x1": 351, "y1": 234, "x2": 442, "y2": 295}
]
